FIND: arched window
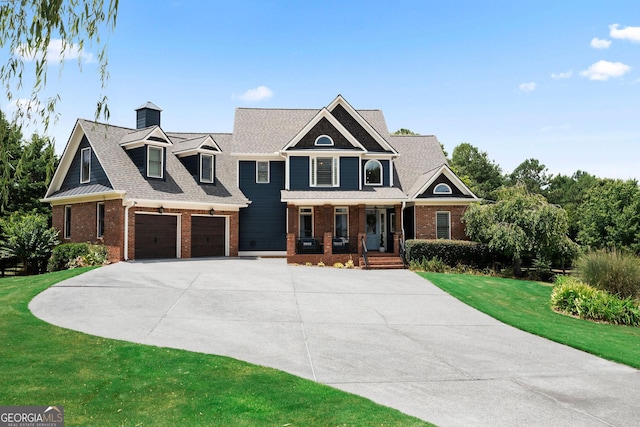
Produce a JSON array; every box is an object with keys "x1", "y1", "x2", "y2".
[
  {"x1": 364, "y1": 160, "x2": 382, "y2": 185},
  {"x1": 433, "y1": 183, "x2": 452, "y2": 194},
  {"x1": 315, "y1": 135, "x2": 334, "y2": 146}
]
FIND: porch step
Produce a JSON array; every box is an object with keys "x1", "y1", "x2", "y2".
[{"x1": 359, "y1": 255, "x2": 406, "y2": 270}]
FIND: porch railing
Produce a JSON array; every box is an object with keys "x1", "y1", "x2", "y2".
[{"x1": 361, "y1": 236, "x2": 369, "y2": 269}]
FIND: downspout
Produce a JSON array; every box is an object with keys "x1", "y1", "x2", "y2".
[{"x1": 123, "y1": 200, "x2": 136, "y2": 261}]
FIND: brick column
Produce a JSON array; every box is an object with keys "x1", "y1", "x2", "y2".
[
  {"x1": 323, "y1": 231, "x2": 332, "y2": 255},
  {"x1": 287, "y1": 233, "x2": 296, "y2": 256}
]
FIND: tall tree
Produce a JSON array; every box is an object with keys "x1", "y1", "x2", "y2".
[
  {"x1": 463, "y1": 185, "x2": 578, "y2": 272},
  {"x1": 450, "y1": 143, "x2": 504, "y2": 199},
  {"x1": 0, "y1": 0, "x2": 118, "y2": 129},
  {"x1": 576, "y1": 179, "x2": 640, "y2": 254},
  {"x1": 0, "y1": 110, "x2": 23, "y2": 212},
  {"x1": 508, "y1": 158, "x2": 550, "y2": 194},
  {"x1": 393, "y1": 128, "x2": 418, "y2": 135},
  {"x1": 545, "y1": 170, "x2": 600, "y2": 239}
]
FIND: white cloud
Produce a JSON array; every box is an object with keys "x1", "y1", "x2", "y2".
[
  {"x1": 609, "y1": 24, "x2": 640, "y2": 42},
  {"x1": 580, "y1": 60, "x2": 631, "y2": 81},
  {"x1": 590, "y1": 37, "x2": 611, "y2": 49},
  {"x1": 518, "y1": 82, "x2": 536, "y2": 93},
  {"x1": 14, "y1": 38, "x2": 95, "y2": 63},
  {"x1": 237, "y1": 86, "x2": 274, "y2": 102},
  {"x1": 551, "y1": 70, "x2": 573, "y2": 79}
]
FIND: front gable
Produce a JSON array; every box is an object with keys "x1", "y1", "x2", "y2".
[
  {"x1": 282, "y1": 108, "x2": 365, "y2": 152},
  {"x1": 411, "y1": 165, "x2": 479, "y2": 201},
  {"x1": 59, "y1": 135, "x2": 112, "y2": 192}
]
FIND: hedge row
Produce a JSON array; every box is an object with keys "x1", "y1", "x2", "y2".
[
  {"x1": 405, "y1": 239, "x2": 506, "y2": 269},
  {"x1": 47, "y1": 243, "x2": 108, "y2": 272}
]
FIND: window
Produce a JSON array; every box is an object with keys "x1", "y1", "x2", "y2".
[
  {"x1": 364, "y1": 159, "x2": 382, "y2": 185},
  {"x1": 434, "y1": 183, "x2": 452, "y2": 194},
  {"x1": 147, "y1": 146, "x2": 164, "y2": 178},
  {"x1": 97, "y1": 202, "x2": 105, "y2": 238},
  {"x1": 335, "y1": 207, "x2": 348, "y2": 238},
  {"x1": 64, "y1": 206, "x2": 71, "y2": 239},
  {"x1": 299, "y1": 207, "x2": 313, "y2": 237},
  {"x1": 256, "y1": 161, "x2": 269, "y2": 183},
  {"x1": 436, "y1": 212, "x2": 451, "y2": 239},
  {"x1": 200, "y1": 154, "x2": 214, "y2": 183},
  {"x1": 80, "y1": 147, "x2": 91, "y2": 183},
  {"x1": 311, "y1": 157, "x2": 338, "y2": 187},
  {"x1": 389, "y1": 212, "x2": 396, "y2": 233},
  {"x1": 314, "y1": 135, "x2": 333, "y2": 146}
]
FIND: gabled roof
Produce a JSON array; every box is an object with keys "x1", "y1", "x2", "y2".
[
  {"x1": 119, "y1": 125, "x2": 172, "y2": 148},
  {"x1": 169, "y1": 133, "x2": 222, "y2": 156},
  {"x1": 388, "y1": 134, "x2": 447, "y2": 192},
  {"x1": 44, "y1": 120, "x2": 249, "y2": 207},
  {"x1": 281, "y1": 108, "x2": 366, "y2": 151},
  {"x1": 407, "y1": 164, "x2": 479, "y2": 201}
]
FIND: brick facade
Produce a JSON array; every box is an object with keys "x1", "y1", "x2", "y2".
[
  {"x1": 414, "y1": 205, "x2": 469, "y2": 240},
  {"x1": 53, "y1": 200, "x2": 239, "y2": 263}
]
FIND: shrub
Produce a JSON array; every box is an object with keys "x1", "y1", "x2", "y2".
[
  {"x1": 48, "y1": 243, "x2": 108, "y2": 272},
  {"x1": 409, "y1": 256, "x2": 447, "y2": 273},
  {"x1": 333, "y1": 262, "x2": 344, "y2": 269},
  {"x1": 0, "y1": 212, "x2": 59, "y2": 274},
  {"x1": 405, "y1": 239, "x2": 502, "y2": 269},
  {"x1": 344, "y1": 259, "x2": 355, "y2": 269},
  {"x1": 576, "y1": 250, "x2": 640, "y2": 298},
  {"x1": 317, "y1": 261, "x2": 325, "y2": 267},
  {"x1": 551, "y1": 276, "x2": 640, "y2": 326}
]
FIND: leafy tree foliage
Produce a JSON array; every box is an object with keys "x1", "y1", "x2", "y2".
[
  {"x1": 450, "y1": 142, "x2": 504, "y2": 199},
  {"x1": 0, "y1": 212, "x2": 59, "y2": 273},
  {"x1": 393, "y1": 128, "x2": 418, "y2": 135},
  {"x1": 576, "y1": 179, "x2": 640, "y2": 254},
  {"x1": 0, "y1": 0, "x2": 118, "y2": 128},
  {"x1": 545, "y1": 170, "x2": 600, "y2": 239},
  {"x1": 508, "y1": 158, "x2": 550, "y2": 194},
  {"x1": 463, "y1": 185, "x2": 578, "y2": 272},
  {"x1": 0, "y1": 111, "x2": 57, "y2": 217}
]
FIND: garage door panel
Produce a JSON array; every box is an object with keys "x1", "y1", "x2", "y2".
[
  {"x1": 191, "y1": 216, "x2": 225, "y2": 257},
  {"x1": 135, "y1": 214, "x2": 177, "y2": 259}
]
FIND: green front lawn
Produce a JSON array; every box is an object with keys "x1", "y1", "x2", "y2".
[
  {"x1": 421, "y1": 272, "x2": 640, "y2": 369},
  {"x1": 1, "y1": 269, "x2": 431, "y2": 426}
]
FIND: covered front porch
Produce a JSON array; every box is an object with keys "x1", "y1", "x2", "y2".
[{"x1": 285, "y1": 203, "x2": 404, "y2": 267}]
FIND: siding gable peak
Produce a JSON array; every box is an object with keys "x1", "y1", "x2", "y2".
[{"x1": 281, "y1": 108, "x2": 366, "y2": 152}]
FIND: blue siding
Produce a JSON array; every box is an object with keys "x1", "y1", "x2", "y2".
[
  {"x1": 239, "y1": 161, "x2": 287, "y2": 251},
  {"x1": 289, "y1": 156, "x2": 310, "y2": 190},
  {"x1": 60, "y1": 136, "x2": 112, "y2": 191},
  {"x1": 340, "y1": 157, "x2": 359, "y2": 190},
  {"x1": 181, "y1": 154, "x2": 198, "y2": 178}
]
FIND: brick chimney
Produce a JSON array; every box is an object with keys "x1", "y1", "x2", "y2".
[{"x1": 135, "y1": 101, "x2": 162, "y2": 129}]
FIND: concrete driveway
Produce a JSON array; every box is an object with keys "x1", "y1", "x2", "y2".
[{"x1": 30, "y1": 258, "x2": 640, "y2": 426}]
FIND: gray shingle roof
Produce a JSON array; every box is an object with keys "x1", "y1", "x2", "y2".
[
  {"x1": 48, "y1": 184, "x2": 116, "y2": 198},
  {"x1": 389, "y1": 135, "x2": 448, "y2": 192},
  {"x1": 77, "y1": 120, "x2": 249, "y2": 206}
]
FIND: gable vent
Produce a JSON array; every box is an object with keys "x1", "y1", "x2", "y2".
[{"x1": 136, "y1": 101, "x2": 162, "y2": 129}]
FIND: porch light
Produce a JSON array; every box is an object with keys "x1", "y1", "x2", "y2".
[
  {"x1": 209, "y1": 208, "x2": 215, "y2": 216},
  {"x1": 158, "y1": 206, "x2": 164, "y2": 214}
]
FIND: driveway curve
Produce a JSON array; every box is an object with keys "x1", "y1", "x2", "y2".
[{"x1": 30, "y1": 258, "x2": 639, "y2": 426}]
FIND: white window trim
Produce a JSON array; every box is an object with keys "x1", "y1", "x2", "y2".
[
  {"x1": 434, "y1": 183, "x2": 453, "y2": 194},
  {"x1": 334, "y1": 207, "x2": 349, "y2": 238},
  {"x1": 436, "y1": 211, "x2": 451, "y2": 239},
  {"x1": 314, "y1": 135, "x2": 334, "y2": 146},
  {"x1": 256, "y1": 160, "x2": 270, "y2": 184},
  {"x1": 64, "y1": 205, "x2": 71, "y2": 239},
  {"x1": 310, "y1": 156, "x2": 339, "y2": 187},
  {"x1": 390, "y1": 212, "x2": 396, "y2": 233},
  {"x1": 200, "y1": 153, "x2": 214, "y2": 183},
  {"x1": 80, "y1": 147, "x2": 91, "y2": 184},
  {"x1": 147, "y1": 146, "x2": 164, "y2": 179},
  {"x1": 364, "y1": 159, "x2": 383, "y2": 186},
  {"x1": 97, "y1": 202, "x2": 105, "y2": 239},
  {"x1": 299, "y1": 207, "x2": 314, "y2": 237}
]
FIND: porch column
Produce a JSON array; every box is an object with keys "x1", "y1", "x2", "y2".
[
  {"x1": 323, "y1": 204, "x2": 332, "y2": 255},
  {"x1": 287, "y1": 204, "x2": 296, "y2": 256},
  {"x1": 394, "y1": 204, "x2": 402, "y2": 255}
]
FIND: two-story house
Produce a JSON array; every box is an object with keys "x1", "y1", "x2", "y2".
[{"x1": 43, "y1": 95, "x2": 478, "y2": 266}]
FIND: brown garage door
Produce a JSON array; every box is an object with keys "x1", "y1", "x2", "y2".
[
  {"x1": 135, "y1": 214, "x2": 177, "y2": 259},
  {"x1": 191, "y1": 216, "x2": 225, "y2": 257}
]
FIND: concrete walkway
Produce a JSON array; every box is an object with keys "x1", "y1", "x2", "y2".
[{"x1": 30, "y1": 258, "x2": 640, "y2": 426}]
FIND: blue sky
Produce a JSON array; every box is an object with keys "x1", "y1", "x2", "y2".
[{"x1": 7, "y1": 0, "x2": 640, "y2": 180}]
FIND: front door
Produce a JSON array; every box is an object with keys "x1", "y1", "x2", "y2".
[{"x1": 365, "y1": 209, "x2": 385, "y2": 250}]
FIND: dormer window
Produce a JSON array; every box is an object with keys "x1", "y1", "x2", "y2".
[
  {"x1": 434, "y1": 183, "x2": 452, "y2": 194},
  {"x1": 147, "y1": 146, "x2": 164, "y2": 178},
  {"x1": 315, "y1": 135, "x2": 334, "y2": 146},
  {"x1": 80, "y1": 147, "x2": 91, "y2": 183},
  {"x1": 364, "y1": 160, "x2": 382, "y2": 185},
  {"x1": 200, "y1": 154, "x2": 214, "y2": 183}
]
